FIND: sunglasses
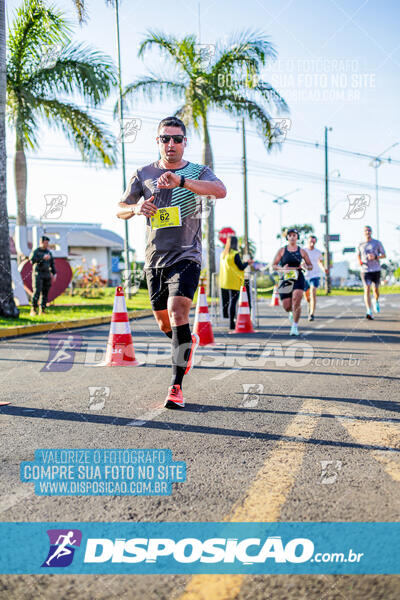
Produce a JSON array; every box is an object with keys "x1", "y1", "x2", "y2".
[{"x1": 158, "y1": 134, "x2": 185, "y2": 144}]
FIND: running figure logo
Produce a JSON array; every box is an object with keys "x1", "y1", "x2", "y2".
[
  {"x1": 41, "y1": 194, "x2": 68, "y2": 219},
  {"x1": 344, "y1": 194, "x2": 370, "y2": 219},
  {"x1": 41, "y1": 333, "x2": 83, "y2": 372},
  {"x1": 88, "y1": 386, "x2": 110, "y2": 410},
  {"x1": 240, "y1": 383, "x2": 264, "y2": 408},
  {"x1": 42, "y1": 529, "x2": 82, "y2": 567}
]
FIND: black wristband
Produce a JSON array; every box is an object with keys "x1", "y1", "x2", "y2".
[{"x1": 179, "y1": 175, "x2": 185, "y2": 188}]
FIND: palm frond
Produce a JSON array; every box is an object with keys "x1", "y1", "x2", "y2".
[
  {"x1": 36, "y1": 97, "x2": 116, "y2": 165},
  {"x1": 29, "y1": 43, "x2": 117, "y2": 106},
  {"x1": 120, "y1": 77, "x2": 185, "y2": 116},
  {"x1": 174, "y1": 104, "x2": 200, "y2": 131},
  {"x1": 6, "y1": 88, "x2": 39, "y2": 150},
  {"x1": 71, "y1": 0, "x2": 116, "y2": 24},
  {"x1": 8, "y1": 0, "x2": 70, "y2": 77},
  {"x1": 211, "y1": 92, "x2": 282, "y2": 150},
  {"x1": 254, "y1": 82, "x2": 289, "y2": 113},
  {"x1": 71, "y1": 0, "x2": 86, "y2": 24},
  {"x1": 138, "y1": 31, "x2": 198, "y2": 75},
  {"x1": 211, "y1": 29, "x2": 277, "y2": 83}
]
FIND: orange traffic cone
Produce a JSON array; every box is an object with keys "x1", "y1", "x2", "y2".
[
  {"x1": 233, "y1": 286, "x2": 255, "y2": 333},
  {"x1": 270, "y1": 284, "x2": 280, "y2": 306},
  {"x1": 100, "y1": 286, "x2": 141, "y2": 366},
  {"x1": 193, "y1": 286, "x2": 215, "y2": 346}
]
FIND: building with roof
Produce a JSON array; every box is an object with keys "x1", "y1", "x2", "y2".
[{"x1": 9, "y1": 219, "x2": 130, "y2": 286}]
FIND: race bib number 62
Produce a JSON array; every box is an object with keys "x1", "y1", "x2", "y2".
[{"x1": 151, "y1": 206, "x2": 181, "y2": 229}]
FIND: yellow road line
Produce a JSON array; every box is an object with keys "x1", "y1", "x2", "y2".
[
  {"x1": 337, "y1": 418, "x2": 400, "y2": 482},
  {"x1": 177, "y1": 398, "x2": 322, "y2": 600}
]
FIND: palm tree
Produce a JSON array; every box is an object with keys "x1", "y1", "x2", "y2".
[
  {"x1": 121, "y1": 30, "x2": 288, "y2": 290},
  {"x1": 71, "y1": 0, "x2": 134, "y2": 295},
  {"x1": 7, "y1": 0, "x2": 117, "y2": 229},
  {"x1": 0, "y1": 0, "x2": 19, "y2": 317}
]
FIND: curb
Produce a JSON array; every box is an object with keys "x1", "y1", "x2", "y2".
[{"x1": 0, "y1": 310, "x2": 154, "y2": 340}]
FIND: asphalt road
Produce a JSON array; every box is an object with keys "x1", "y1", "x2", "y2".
[{"x1": 0, "y1": 294, "x2": 399, "y2": 599}]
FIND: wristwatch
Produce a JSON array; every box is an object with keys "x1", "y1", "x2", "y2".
[{"x1": 179, "y1": 175, "x2": 185, "y2": 188}]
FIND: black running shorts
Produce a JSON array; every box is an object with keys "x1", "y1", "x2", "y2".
[
  {"x1": 361, "y1": 271, "x2": 381, "y2": 286},
  {"x1": 278, "y1": 272, "x2": 305, "y2": 300},
  {"x1": 145, "y1": 259, "x2": 201, "y2": 311}
]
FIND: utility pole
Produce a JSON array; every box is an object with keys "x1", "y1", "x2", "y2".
[
  {"x1": 115, "y1": 0, "x2": 131, "y2": 297},
  {"x1": 242, "y1": 118, "x2": 249, "y2": 256},
  {"x1": 324, "y1": 126, "x2": 332, "y2": 295},
  {"x1": 198, "y1": 1, "x2": 201, "y2": 42},
  {"x1": 369, "y1": 142, "x2": 399, "y2": 240}
]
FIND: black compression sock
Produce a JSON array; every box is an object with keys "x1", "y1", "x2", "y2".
[{"x1": 170, "y1": 323, "x2": 192, "y2": 387}]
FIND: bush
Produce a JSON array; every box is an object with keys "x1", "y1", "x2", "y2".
[{"x1": 72, "y1": 260, "x2": 107, "y2": 298}]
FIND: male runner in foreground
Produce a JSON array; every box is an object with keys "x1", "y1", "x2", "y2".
[
  {"x1": 117, "y1": 116, "x2": 226, "y2": 408},
  {"x1": 357, "y1": 225, "x2": 386, "y2": 320},
  {"x1": 303, "y1": 235, "x2": 326, "y2": 321}
]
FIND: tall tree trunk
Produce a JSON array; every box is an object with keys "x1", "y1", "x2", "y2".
[
  {"x1": 201, "y1": 115, "x2": 215, "y2": 294},
  {"x1": 15, "y1": 134, "x2": 27, "y2": 226},
  {"x1": 0, "y1": 0, "x2": 19, "y2": 318}
]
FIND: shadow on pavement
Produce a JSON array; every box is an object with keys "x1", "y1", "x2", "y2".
[{"x1": 1, "y1": 404, "x2": 399, "y2": 453}]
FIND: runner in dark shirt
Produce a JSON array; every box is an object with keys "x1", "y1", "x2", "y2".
[
  {"x1": 117, "y1": 116, "x2": 226, "y2": 408},
  {"x1": 272, "y1": 229, "x2": 312, "y2": 336}
]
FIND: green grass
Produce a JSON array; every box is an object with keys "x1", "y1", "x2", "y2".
[
  {"x1": 318, "y1": 286, "x2": 400, "y2": 296},
  {"x1": 0, "y1": 288, "x2": 152, "y2": 329},
  {"x1": 257, "y1": 285, "x2": 400, "y2": 297}
]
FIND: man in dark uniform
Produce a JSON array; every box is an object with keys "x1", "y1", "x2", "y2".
[{"x1": 29, "y1": 236, "x2": 57, "y2": 316}]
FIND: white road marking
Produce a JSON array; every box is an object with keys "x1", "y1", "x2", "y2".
[
  {"x1": 126, "y1": 405, "x2": 165, "y2": 427},
  {"x1": 0, "y1": 488, "x2": 35, "y2": 514},
  {"x1": 210, "y1": 368, "x2": 242, "y2": 381}
]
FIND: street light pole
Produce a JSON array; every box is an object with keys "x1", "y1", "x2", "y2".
[
  {"x1": 324, "y1": 126, "x2": 332, "y2": 295},
  {"x1": 115, "y1": 0, "x2": 131, "y2": 297},
  {"x1": 261, "y1": 188, "x2": 300, "y2": 239},
  {"x1": 374, "y1": 162, "x2": 379, "y2": 238},
  {"x1": 273, "y1": 197, "x2": 288, "y2": 238},
  {"x1": 242, "y1": 118, "x2": 249, "y2": 256},
  {"x1": 255, "y1": 213, "x2": 264, "y2": 260}
]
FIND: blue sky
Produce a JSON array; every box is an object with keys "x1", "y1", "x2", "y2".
[{"x1": 5, "y1": 0, "x2": 400, "y2": 265}]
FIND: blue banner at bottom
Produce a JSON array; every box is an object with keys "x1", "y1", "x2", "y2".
[{"x1": 0, "y1": 522, "x2": 398, "y2": 574}]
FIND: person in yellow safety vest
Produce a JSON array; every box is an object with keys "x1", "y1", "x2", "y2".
[{"x1": 219, "y1": 235, "x2": 254, "y2": 331}]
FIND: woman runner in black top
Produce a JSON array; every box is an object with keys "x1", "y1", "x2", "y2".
[{"x1": 272, "y1": 229, "x2": 312, "y2": 336}]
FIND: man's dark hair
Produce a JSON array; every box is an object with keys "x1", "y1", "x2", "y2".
[
  {"x1": 309, "y1": 235, "x2": 317, "y2": 242},
  {"x1": 157, "y1": 116, "x2": 186, "y2": 136},
  {"x1": 41, "y1": 235, "x2": 50, "y2": 242}
]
